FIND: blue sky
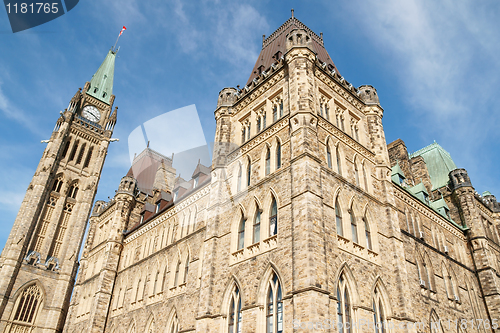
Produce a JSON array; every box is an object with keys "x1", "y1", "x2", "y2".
[{"x1": 1, "y1": 0, "x2": 499, "y2": 252}]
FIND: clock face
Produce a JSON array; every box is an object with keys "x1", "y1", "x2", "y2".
[{"x1": 82, "y1": 105, "x2": 101, "y2": 122}]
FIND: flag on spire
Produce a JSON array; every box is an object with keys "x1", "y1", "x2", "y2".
[{"x1": 119, "y1": 26, "x2": 127, "y2": 37}]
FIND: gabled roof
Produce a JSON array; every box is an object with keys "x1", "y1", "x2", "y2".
[
  {"x1": 192, "y1": 162, "x2": 211, "y2": 178},
  {"x1": 87, "y1": 49, "x2": 116, "y2": 105},
  {"x1": 246, "y1": 16, "x2": 340, "y2": 86},
  {"x1": 126, "y1": 148, "x2": 172, "y2": 194},
  {"x1": 409, "y1": 142, "x2": 457, "y2": 190}
]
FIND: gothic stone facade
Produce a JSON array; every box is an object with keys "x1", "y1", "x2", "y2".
[{"x1": 3, "y1": 17, "x2": 500, "y2": 333}]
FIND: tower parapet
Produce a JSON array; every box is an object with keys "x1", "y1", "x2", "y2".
[
  {"x1": 358, "y1": 85, "x2": 380, "y2": 105},
  {"x1": 285, "y1": 28, "x2": 313, "y2": 51},
  {"x1": 449, "y1": 168, "x2": 472, "y2": 190}
]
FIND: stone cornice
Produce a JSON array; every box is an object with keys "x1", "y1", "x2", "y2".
[
  {"x1": 124, "y1": 185, "x2": 210, "y2": 244},
  {"x1": 394, "y1": 185, "x2": 466, "y2": 241}
]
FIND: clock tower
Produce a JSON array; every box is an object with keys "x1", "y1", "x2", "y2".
[{"x1": 0, "y1": 49, "x2": 119, "y2": 333}]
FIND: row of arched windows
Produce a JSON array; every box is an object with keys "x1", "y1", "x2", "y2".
[
  {"x1": 236, "y1": 141, "x2": 282, "y2": 192},
  {"x1": 61, "y1": 138, "x2": 94, "y2": 168},
  {"x1": 237, "y1": 197, "x2": 278, "y2": 251},
  {"x1": 335, "y1": 199, "x2": 373, "y2": 250},
  {"x1": 326, "y1": 140, "x2": 369, "y2": 192}
]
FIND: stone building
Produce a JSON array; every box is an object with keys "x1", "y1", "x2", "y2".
[{"x1": 2, "y1": 14, "x2": 500, "y2": 333}]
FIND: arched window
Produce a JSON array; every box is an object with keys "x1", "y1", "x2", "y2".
[
  {"x1": 253, "y1": 208, "x2": 261, "y2": 244},
  {"x1": 68, "y1": 140, "x2": 79, "y2": 162},
  {"x1": 83, "y1": 146, "x2": 93, "y2": 168},
  {"x1": 183, "y1": 257, "x2": 189, "y2": 284},
  {"x1": 237, "y1": 165, "x2": 242, "y2": 193},
  {"x1": 336, "y1": 147, "x2": 342, "y2": 176},
  {"x1": 276, "y1": 142, "x2": 281, "y2": 170},
  {"x1": 228, "y1": 285, "x2": 242, "y2": 333},
  {"x1": 265, "y1": 148, "x2": 271, "y2": 175},
  {"x1": 76, "y1": 143, "x2": 86, "y2": 165},
  {"x1": 12, "y1": 284, "x2": 42, "y2": 324},
  {"x1": 335, "y1": 200, "x2": 343, "y2": 237},
  {"x1": 430, "y1": 311, "x2": 444, "y2": 333},
  {"x1": 174, "y1": 260, "x2": 181, "y2": 287},
  {"x1": 354, "y1": 161, "x2": 360, "y2": 186},
  {"x1": 326, "y1": 144, "x2": 332, "y2": 168},
  {"x1": 349, "y1": 206, "x2": 357, "y2": 243},
  {"x1": 363, "y1": 215, "x2": 372, "y2": 250},
  {"x1": 61, "y1": 139, "x2": 71, "y2": 159},
  {"x1": 247, "y1": 159, "x2": 251, "y2": 187},
  {"x1": 266, "y1": 272, "x2": 283, "y2": 333},
  {"x1": 337, "y1": 275, "x2": 352, "y2": 333},
  {"x1": 373, "y1": 288, "x2": 386, "y2": 333},
  {"x1": 238, "y1": 215, "x2": 246, "y2": 250},
  {"x1": 270, "y1": 197, "x2": 278, "y2": 237},
  {"x1": 168, "y1": 313, "x2": 179, "y2": 333}
]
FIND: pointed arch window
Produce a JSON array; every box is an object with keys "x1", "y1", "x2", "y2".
[
  {"x1": 168, "y1": 313, "x2": 179, "y2": 333},
  {"x1": 276, "y1": 142, "x2": 281, "y2": 170},
  {"x1": 350, "y1": 207, "x2": 358, "y2": 243},
  {"x1": 76, "y1": 143, "x2": 86, "y2": 165},
  {"x1": 238, "y1": 215, "x2": 246, "y2": 250},
  {"x1": 61, "y1": 139, "x2": 71, "y2": 159},
  {"x1": 83, "y1": 146, "x2": 93, "y2": 168},
  {"x1": 326, "y1": 144, "x2": 332, "y2": 168},
  {"x1": 174, "y1": 260, "x2": 181, "y2": 287},
  {"x1": 265, "y1": 148, "x2": 271, "y2": 175},
  {"x1": 336, "y1": 147, "x2": 342, "y2": 176},
  {"x1": 270, "y1": 197, "x2": 278, "y2": 237},
  {"x1": 354, "y1": 161, "x2": 360, "y2": 186},
  {"x1": 183, "y1": 257, "x2": 189, "y2": 284},
  {"x1": 253, "y1": 208, "x2": 261, "y2": 243},
  {"x1": 335, "y1": 200, "x2": 343, "y2": 237},
  {"x1": 337, "y1": 275, "x2": 352, "y2": 333},
  {"x1": 363, "y1": 215, "x2": 372, "y2": 250},
  {"x1": 228, "y1": 285, "x2": 242, "y2": 333},
  {"x1": 12, "y1": 284, "x2": 42, "y2": 324},
  {"x1": 68, "y1": 140, "x2": 79, "y2": 162},
  {"x1": 247, "y1": 160, "x2": 251, "y2": 187},
  {"x1": 266, "y1": 272, "x2": 283, "y2": 333},
  {"x1": 373, "y1": 288, "x2": 386, "y2": 333}
]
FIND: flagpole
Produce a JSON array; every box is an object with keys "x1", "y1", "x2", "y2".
[{"x1": 113, "y1": 26, "x2": 126, "y2": 52}]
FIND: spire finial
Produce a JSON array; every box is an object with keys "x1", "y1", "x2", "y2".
[
  {"x1": 147, "y1": 140, "x2": 150, "y2": 148},
  {"x1": 291, "y1": 8, "x2": 294, "y2": 18}
]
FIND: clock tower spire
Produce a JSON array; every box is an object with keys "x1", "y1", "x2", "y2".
[{"x1": 0, "y1": 49, "x2": 119, "y2": 333}]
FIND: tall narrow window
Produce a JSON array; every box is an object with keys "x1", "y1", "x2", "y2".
[
  {"x1": 265, "y1": 149, "x2": 271, "y2": 175},
  {"x1": 263, "y1": 112, "x2": 266, "y2": 129},
  {"x1": 83, "y1": 146, "x2": 93, "y2": 168},
  {"x1": 354, "y1": 162, "x2": 360, "y2": 186},
  {"x1": 373, "y1": 289, "x2": 386, "y2": 333},
  {"x1": 253, "y1": 209, "x2": 261, "y2": 243},
  {"x1": 362, "y1": 163, "x2": 368, "y2": 190},
  {"x1": 68, "y1": 140, "x2": 79, "y2": 161},
  {"x1": 273, "y1": 105, "x2": 278, "y2": 122},
  {"x1": 183, "y1": 257, "x2": 189, "y2": 284},
  {"x1": 76, "y1": 143, "x2": 86, "y2": 165},
  {"x1": 327, "y1": 145, "x2": 332, "y2": 168},
  {"x1": 247, "y1": 161, "x2": 251, "y2": 187},
  {"x1": 279, "y1": 100, "x2": 283, "y2": 117},
  {"x1": 238, "y1": 216, "x2": 246, "y2": 250},
  {"x1": 364, "y1": 216, "x2": 372, "y2": 250},
  {"x1": 241, "y1": 128, "x2": 246, "y2": 144},
  {"x1": 319, "y1": 104, "x2": 324, "y2": 117},
  {"x1": 174, "y1": 260, "x2": 181, "y2": 287},
  {"x1": 228, "y1": 285, "x2": 242, "y2": 333},
  {"x1": 336, "y1": 147, "x2": 342, "y2": 175},
  {"x1": 350, "y1": 208, "x2": 358, "y2": 243},
  {"x1": 337, "y1": 275, "x2": 352, "y2": 333},
  {"x1": 336, "y1": 200, "x2": 343, "y2": 237},
  {"x1": 168, "y1": 314, "x2": 179, "y2": 333},
  {"x1": 257, "y1": 117, "x2": 261, "y2": 132},
  {"x1": 325, "y1": 104, "x2": 329, "y2": 120},
  {"x1": 270, "y1": 198, "x2": 278, "y2": 236},
  {"x1": 237, "y1": 165, "x2": 242, "y2": 192},
  {"x1": 12, "y1": 284, "x2": 42, "y2": 324},
  {"x1": 247, "y1": 123, "x2": 251, "y2": 140},
  {"x1": 340, "y1": 116, "x2": 345, "y2": 131},
  {"x1": 61, "y1": 140, "x2": 71, "y2": 159},
  {"x1": 276, "y1": 142, "x2": 281, "y2": 170},
  {"x1": 266, "y1": 272, "x2": 283, "y2": 333}
]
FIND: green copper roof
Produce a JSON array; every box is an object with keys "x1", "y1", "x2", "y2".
[
  {"x1": 87, "y1": 49, "x2": 116, "y2": 104},
  {"x1": 482, "y1": 191, "x2": 492, "y2": 196},
  {"x1": 391, "y1": 162, "x2": 405, "y2": 184},
  {"x1": 409, "y1": 142, "x2": 457, "y2": 190}
]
